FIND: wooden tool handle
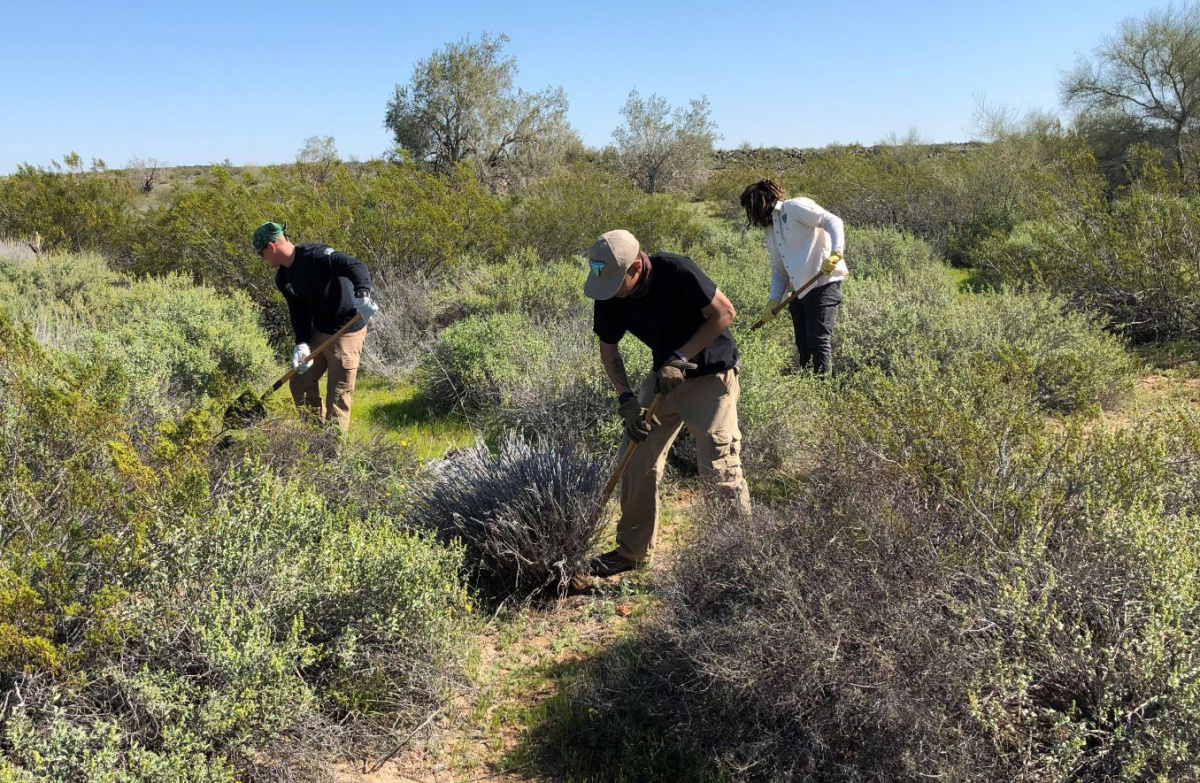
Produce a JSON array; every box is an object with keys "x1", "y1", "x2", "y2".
[
  {"x1": 602, "y1": 393, "x2": 666, "y2": 501},
  {"x1": 750, "y1": 269, "x2": 828, "y2": 331},
  {"x1": 269, "y1": 312, "x2": 363, "y2": 393}
]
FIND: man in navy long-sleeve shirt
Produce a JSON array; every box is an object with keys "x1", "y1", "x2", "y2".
[{"x1": 253, "y1": 221, "x2": 379, "y2": 432}]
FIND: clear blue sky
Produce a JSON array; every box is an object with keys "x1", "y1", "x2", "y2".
[{"x1": 0, "y1": 0, "x2": 1164, "y2": 174}]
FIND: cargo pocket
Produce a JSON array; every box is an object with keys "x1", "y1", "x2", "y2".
[
  {"x1": 333, "y1": 328, "x2": 366, "y2": 371},
  {"x1": 705, "y1": 428, "x2": 743, "y2": 474}
]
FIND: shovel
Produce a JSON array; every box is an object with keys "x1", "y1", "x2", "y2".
[
  {"x1": 221, "y1": 313, "x2": 363, "y2": 431},
  {"x1": 750, "y1": 269, "x2": 831, "y2": 330}
]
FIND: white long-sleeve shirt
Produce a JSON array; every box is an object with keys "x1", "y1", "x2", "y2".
[{"x1": 764, "y1": 197, "x2": 848, "y2": 301}]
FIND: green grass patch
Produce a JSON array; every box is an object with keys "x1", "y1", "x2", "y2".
[{"x1": 350, "y1": 373, "x2": 475, "y2": 460}]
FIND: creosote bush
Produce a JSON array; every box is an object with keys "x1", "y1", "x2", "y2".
[
  {"x1": 507, "y1": 161, "x2": 708, "y2": 262},
  {"x1": 974, "y1": 151, "x2": 1200, "y2": 341},
  {"x1": 409, "y1": 434, "x2": 607, "y2": 602},
  {"x1": 837, "y1": 270, "x2": 1134, "y2": 413}
]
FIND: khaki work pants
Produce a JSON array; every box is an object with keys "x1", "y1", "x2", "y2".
[
  {"x1": 616, "y1": 368, "x2": 752, "y2": 562},
  {"x1": 289, "y1": 326, "x2": 366, "y2": 433}
]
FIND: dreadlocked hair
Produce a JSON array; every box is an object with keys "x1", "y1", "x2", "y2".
[{"x1": 740, "y1": 179, "x2": 785, "y2": 228}]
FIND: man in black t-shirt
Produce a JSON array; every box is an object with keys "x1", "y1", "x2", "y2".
[
  {"x1": 585, "y1": 229, "x2": 752, "y2": 578},
  {"x1": 253, "y1": 221, "x2": 379, "y2": 433}
]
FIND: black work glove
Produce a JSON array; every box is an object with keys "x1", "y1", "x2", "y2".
[
  {"x1": 618, "y1": 397, "x2": 661, "y2": 443},
  {"x1": 655, "y1": 355, "x2": 698, "y2": 396}
]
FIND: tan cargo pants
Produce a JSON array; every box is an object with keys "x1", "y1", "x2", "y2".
[
  {"x1": 289, "y1": 326, "x2": 366, "y2": 433},
  {"x1": 616, "y1": 368, "x2": 752, "y2": 562}
]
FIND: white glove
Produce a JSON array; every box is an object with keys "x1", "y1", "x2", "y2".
[
  {"x1": 292, "y1": 343, "x2": 313, "y2": 374},
  {"x1": 353, "y1": 292, "x2": 379, "y2": 325}
]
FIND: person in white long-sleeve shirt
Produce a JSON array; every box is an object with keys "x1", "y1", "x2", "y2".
[{"x1": 740, "y1": 178, "x2": 848, "y2": 374}]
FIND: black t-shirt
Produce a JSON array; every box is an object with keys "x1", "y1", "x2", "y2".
[
  {"x1": 592, "y1": 253, "x2": 738, "y2": 376},
  {"x1": 275, "y1": 243, "x2": 371, "y2": 343}
]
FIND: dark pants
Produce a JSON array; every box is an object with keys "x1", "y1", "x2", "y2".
[{"x1": 787, "y1": 281, "x2": 842, "y2": 375}]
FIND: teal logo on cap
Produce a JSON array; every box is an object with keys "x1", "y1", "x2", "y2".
[{"x1": 589, "y1": 259, "x2": 606, "y2": 277}]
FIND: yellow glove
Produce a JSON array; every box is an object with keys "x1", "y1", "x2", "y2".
[
  {"x1": 821, "y1": 251, "x2": 843, "y2": 275},
  {"x1": 761, "y1": 297, "x2": 781, "y2": 324}
]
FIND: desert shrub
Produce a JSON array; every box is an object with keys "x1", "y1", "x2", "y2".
[
  {"x1": 409, "y1": 434, "x2": 607, "y2": 602},
  {"x1": 360, "y1": 264, "x2": 446, "y2": 377},
  {"x1": 0, "y1": 237, "x2": 36, "y2": 262},
  {"x1": 2, "y1": 706, "x2": 239, "y2": 783},
  {"x1": 846, "y1": 224, "x2": 943, "y2": 279},
  {"x1": 974, "y1": 156, "x2": 1200, "y2": 341},
  {"x1": 2, "y1": 455, "x2": 470, "y2": 782},
  {"x1": 359, "y1": 265, "x2": 440, "y2": 379},
  {"x1": 835, "y1": 271, "x2": 958, "y2": 372},
  {"x1": 508, "y1": 161, "x2": 708, "y2": 262},
  {"x1": 0, "y1": 314, "x2": 473, "y2": 781},
  {"x1": 0, "y1": 252, "x2": 276, "y2": 427},
  {"x1": 550, "y1": 360, "x2": 1200, "y2": 781},
  {"x1": 99, "y1": 274, "x2": 276, "y2": 422},
  {"x1": 956, "y1": 289, "x2": 1136, "y2": 411},
  {"x1": 0, "y1": 157, "x2": 138, "y2": 258},
  {"x1": 726, "y1": 330, "x2": 832, "y2": 485},
  {"x1": 450, "y1": 248, "x2": 589, "y2": 325},
  {"x1": 837, "y1": 272, "x2": 1134, "y2": 413},
  {"x1": 0, "y1": 251, "x2": 122, "y2": 347},
  {"x1": 418, "y1": 309, "x2": 641, "y2": 447}
]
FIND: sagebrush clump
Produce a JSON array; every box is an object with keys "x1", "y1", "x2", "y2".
[{"x1": 409, "y1": 434, "x2": 607, "y2": 602}]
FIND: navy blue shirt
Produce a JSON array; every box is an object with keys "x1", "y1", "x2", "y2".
[
  {"x1": 275, "y1": 243, "x2": 371, "y2": 343},
  {"x1": 593, "y1": 253, "x2": 738, "y2": 377}
]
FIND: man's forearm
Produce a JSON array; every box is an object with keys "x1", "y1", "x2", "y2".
[
  {"x1": 599, "y1": 343, "x2": 633, "y2": 396},
  {"x1": 677, "y1": 314, "x2": 732, "y2": 360}
]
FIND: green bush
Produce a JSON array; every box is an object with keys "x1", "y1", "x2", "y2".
[
  {"x1": 418, "y1": 310, "x2": 639, "y2": 447},
  {"x1": 0, "y1": 252, "x2": 276, "y2": 427},
  {"x1": 0, "y1": 312, "x2": 474, "y2": 781},
  {"x1": 0, "y1": 156, "x2": 138, "y2": 258},
  {"x1": 98, "y1": 273, "x2": 275, "y2": 423},
  {"x1": 725, "y1": 329, "x2": 831, "y2": 485},
  {"x1": 974, "y1": 157, "x2": 1200, "y2": 341},
  {"x1": 846, "y1": 224, "x2": 944, "y2": 279},
  {"x1": 837, "y1": 271, "x2": 1134, "y2": 413},
  {"x1": 0, "y1": 251, "x2": 122, "y2": 346},
  {"x1": 508, "y1": 161, "x2": 708, "y2": 262},
  {"x1": 450, "y1": 248, "x2": 590, "y2": 324}
]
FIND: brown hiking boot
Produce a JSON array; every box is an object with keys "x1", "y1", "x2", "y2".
[{"x1": 589, "y1": 549, "x2": 638, "y2": 578}]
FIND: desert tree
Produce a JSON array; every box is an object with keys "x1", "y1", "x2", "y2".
[
  {"x1": 383, "y1": 32, "x2": 574, "y2": 189},
  {"x1": 295, "y1": 135, "x2": 340, "y2": 184},
  {"x1": 612, "y1": 89, "x2": 719, "y2": 194},
  {"x1": 125, "y1": 156, "x2": 164, "y2": 193},
  {"x1": 1062, "y1": 3, "x2": 1200, "y2": 180}
]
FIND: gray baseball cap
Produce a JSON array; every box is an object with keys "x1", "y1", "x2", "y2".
[{"x1": 584, "y1": 229, "x2": 640, "y2": 300}]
